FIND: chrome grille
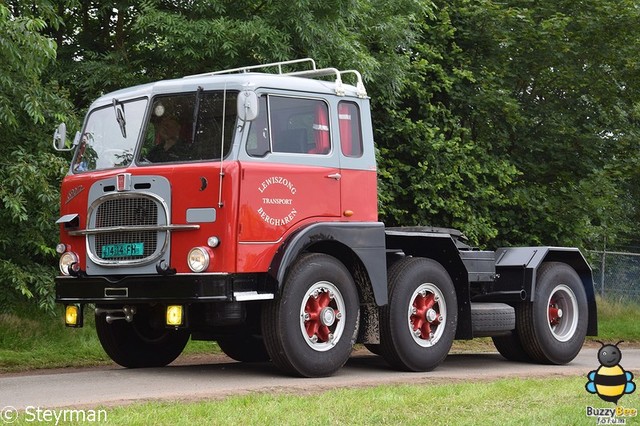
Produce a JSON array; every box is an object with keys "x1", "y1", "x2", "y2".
[
  {"x1": 92, "y1": 197, "x2": 161, "y2": 262},
  {"x1": 95, "y1": 198, "x2": 157, "y2": 227}
]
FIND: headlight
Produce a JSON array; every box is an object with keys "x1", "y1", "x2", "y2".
[
  {"x1": 59, "y1": 252, "x2": 79, "y2": 275},
  {"x1": 187, "y1": 247, "x2": 210, "y2": 273}
]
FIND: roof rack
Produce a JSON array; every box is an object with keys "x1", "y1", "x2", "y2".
[{"x1": 183, "y1": 58, "x2": 367, "y2": 98}]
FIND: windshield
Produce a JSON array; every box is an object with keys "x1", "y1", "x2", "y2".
[
  {"x1": 138, "y1": 91, "x2": 238, "y2": 164},
  {"x1": 73, "y1": 98, "x2": 147, "y2": 173}
]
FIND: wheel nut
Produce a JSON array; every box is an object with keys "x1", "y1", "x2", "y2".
[{"x1": 311, "y1": 335, "x2": 318, "y2": 343}]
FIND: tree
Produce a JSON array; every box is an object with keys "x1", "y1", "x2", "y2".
[
  {"x1": 376, "y1": 4, "x2": 519, "y2": 245},
  {"x1": 379, "y1": 0, "x2": 640, "y2": 249},
  {"x1": 50, "y1": 0, "x2": 427, "y2": 108},
  {"x1": 448, "y1": 0, "x2": 640, "y2": 249},
  {"x1": 0, "y1": 3, "x2": 74, "y2": 311}
]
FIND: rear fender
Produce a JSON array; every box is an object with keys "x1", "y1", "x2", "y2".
[{"x1": 495, "y1": 247, "x2": 597, "y2": 336}]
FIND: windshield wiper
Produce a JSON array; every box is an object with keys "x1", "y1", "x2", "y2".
[
  {"x1": 112, "y1": 98, "x2": 127, "y2": 138},
  {"x1": 191, "y1": 86, "x2": 204, "y2": 143}
]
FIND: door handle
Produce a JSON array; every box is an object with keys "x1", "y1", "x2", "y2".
[{"x1": 326, "y1": 173, "x2": 342, "y2": 180}]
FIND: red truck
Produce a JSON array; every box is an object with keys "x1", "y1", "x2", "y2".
[{"x1": 53, "y1": 58, "x2": 597, "y2": 377}]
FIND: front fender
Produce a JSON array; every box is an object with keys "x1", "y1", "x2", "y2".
[{"x1": 268, "y1": 222, "x2": 388, "y2": 305}]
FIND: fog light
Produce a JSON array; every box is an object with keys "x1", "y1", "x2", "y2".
[
  {"x1": 65, "y1": 304, "x2": 83, "y2": 327},
  {"x1": 59, "y1": 252, "x2": 79, "y2": 275},
  {"x1": 166, "y1": 305, "x2": 184, "y2": 326},
  {"x1": 187, "y1": 247, "x2": 210, "y2": 272}
]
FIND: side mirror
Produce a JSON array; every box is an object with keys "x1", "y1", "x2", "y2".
[
  {"x1": 53, "y1": 123, "x2": 71, "y2": 151},
  {"x1": 237, "y1": 91, "x2": 259, "y2": 122}
]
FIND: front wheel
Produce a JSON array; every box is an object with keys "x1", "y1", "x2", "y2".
[
  {"x1": 217, "y1": 332, "x2": 270, "y2": 363},
  {"x1": 95, "y1": 304, "x2": 190, "y2": 368},
  {"x1": 379, "y1": 257, "x2": 458, "y2": 372},
  {"x1": 516, "y1": 262, "x2": 588, "y2": 364},
  {"x1": 261, "y1": 253, "x2": 359, "y2": 377}
]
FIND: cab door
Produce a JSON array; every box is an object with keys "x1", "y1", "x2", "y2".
[{"x1": 238, "y1": 95, "x2": 341, "y2": 244}]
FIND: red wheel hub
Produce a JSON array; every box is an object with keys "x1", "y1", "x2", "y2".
[
  {"x1": 548, "y1": 298, "x2": 562, "y2": 326},
  {"x1": 304, "y1": 290, "x2": 339, "y2": 343},
  {"x1": 410, "y1": 292, "x2": 441, "y2": 340}
]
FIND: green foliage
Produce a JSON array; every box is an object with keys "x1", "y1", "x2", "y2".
[
  {"x1": 0, "y1": 3, "x2": 74, "y2": 312},
  {"x1": 445, "y1": 0, "x2": 640, "y2": 248},
  {"x1": 52, "y1": 0, "x2": 426, "y2": 106},
  {"x1": 376, "y1": 6, "x2": 520, "y2": 245},
  {"x1": 378, "y1": 0, "x2": 640, "y2": 248}
]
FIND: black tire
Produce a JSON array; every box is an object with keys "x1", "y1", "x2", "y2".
[
  {"x1": 261, "y1": 253, "x2": 359, "y2": 377},
  {"x1": 379, "y1": 257, "x2": 458, "y2": 372},
  {"x1": 364, "y1": 344, "x2": 381, "y2": 356},
  {"x1": 516, "y1": 262, "x2": 588, "y2": 364},
  {"x1": 492, "y1": 329, "x2": 534, "y2": 362},
  {"x1": 217, "y1": 333, "x2": 270, "y2": 362},
  {"x1": 95, "y1": 304, "x2": 190, "y2": 368}
]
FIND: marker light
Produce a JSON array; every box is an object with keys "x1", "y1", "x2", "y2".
[
  {"x1": 187, "y1": 247, "x2": 210, "y2": 273},
  {"x1": 207, "y1": 236, "x2": 220, "y2": 248},
  {"x1": 56, "y1": 243, "x2": 68, "y2": 254},
  {"x1": 59, "y1": 252, "x2": 79, "y2": 275},
  {"x1": 166, "y1": 305, "x2": 184, "y2": 326},
  {"x1": 65, "y1": 305, "x2": 83, "y2": 327}
]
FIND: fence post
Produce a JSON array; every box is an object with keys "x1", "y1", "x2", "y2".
[{"x1": 601, "y1": 249, "x2": 606, "y2": 298}]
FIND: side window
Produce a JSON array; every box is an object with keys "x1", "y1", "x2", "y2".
[
  {"x1": 246, "y1": 97, "x2": 270, "y2": 157},
  {"x1": 338, "y1": 101, "x2": 363, "y2": 158},
  {"x1": 247, "y1": 96, "x2": 331, "y2": 156}
]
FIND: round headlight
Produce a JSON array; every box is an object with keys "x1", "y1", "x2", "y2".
[
  {"x1": 188, "y1": 247, "x2": 210, "y2": 273},
  {"x1": 59, "y1": 252, "x2": 79, "y2": 275}
]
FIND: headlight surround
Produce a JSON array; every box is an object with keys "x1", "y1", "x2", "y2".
[
  {"x1": 187, "y1": 247, "x2": 211, "y2": 273},
  {"x1": 59, "y1": 251, "x2": 79, "y2": 275}
]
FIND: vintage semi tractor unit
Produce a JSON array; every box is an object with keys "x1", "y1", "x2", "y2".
[{"x1": 53, "y1": 58, "x2": 597, "y2": 377}]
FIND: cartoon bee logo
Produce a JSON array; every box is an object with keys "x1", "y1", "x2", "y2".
[{"x1": 586, "y1": 341, "x2": 636, "y2": 404}]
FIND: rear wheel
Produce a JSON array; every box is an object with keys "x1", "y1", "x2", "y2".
[
  {"x1": 95, "y1": 304, "x2": 190, "y2": 368},
  {"x1": 261, "y1": 253, "x2": 359, "y2": 377},
  {"x1": 515, "y1": 262, "x2": 588, "y2": 364},
  {"x1": 492, "y1": 330, "x2": 534, "y2": 362},
  {"x1": 379, "y1": 257, "x2": 457, "y2": 372}
]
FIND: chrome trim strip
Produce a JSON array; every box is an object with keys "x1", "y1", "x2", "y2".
[
  {"x1": 234, "y1": 291, "x2": 275, "y2": 301},
  {"x1": 70, "y1": 224, "x2": 199, "y2": 236}
]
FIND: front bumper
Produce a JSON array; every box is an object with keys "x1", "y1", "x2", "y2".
[{"x1": 55, "y1": 273, "x2": 268, "y2": 304}]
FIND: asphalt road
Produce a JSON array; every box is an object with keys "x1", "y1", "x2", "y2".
[{"x1": 1, "y1": 347, "x2": 639, "y2": 410}]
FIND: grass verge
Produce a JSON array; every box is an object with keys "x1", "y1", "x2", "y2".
[{"x1": 10, "y1": 376, "x2": 625, "y2": 425}]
